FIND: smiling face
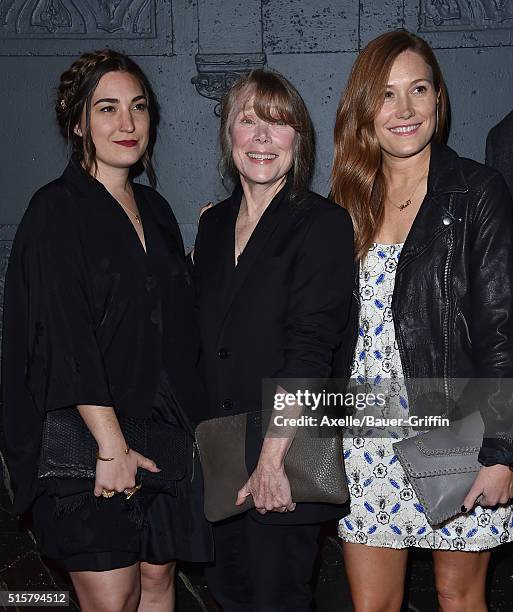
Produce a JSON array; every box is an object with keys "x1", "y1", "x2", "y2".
[
  {"x1": 230, "y1": 96, "x2": 296, "y2": 189},
  {"x1": 75, "y1": 70, "x2": 150, "y2": 174},
  {"x1": 374, "y1": 50, "x2": 438, "y2": 160}
]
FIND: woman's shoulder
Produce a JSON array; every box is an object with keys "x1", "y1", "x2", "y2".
[
  {"x1": 197, "y1": 195, "x2": 233, "y2": 229},
  {"x1": 436, "y1": 143, "x2": 506, "y2": 196},
  {"x1": 293, "y1": 189, "x2": 352, "y2": 226},
  {"x1": 19, "y1": 176, "x2": 76, "y2": 236},
  {"x1": 134, "y1": 183, "x2": 180, "y2": 225},
  {"x1": 134, "y1": 183, "x2": 169, "y2": 210}
]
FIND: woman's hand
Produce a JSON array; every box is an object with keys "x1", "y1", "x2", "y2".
[
  {"x1": 198, "y1": 201, "x2": 214, "y2": 221},
  {"x1": 462, "y1": 464, "x2": 513, "y2": 511},
  {"x1": 93, "y1": 446, "x2": 160, "y2": 497},
  {"x1": 236, "y1": 458, "x2": 296, "y2": 514},
  {"x1": 190, "y1": 202, "x2": 214, "y2": 263},
  {"x1": 75, "y1": 404, "x2": 160, "y2": 498}
]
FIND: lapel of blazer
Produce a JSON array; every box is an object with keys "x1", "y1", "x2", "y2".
[{"x1": 218, "y1": 179, "x2": 292, "y2": 330}]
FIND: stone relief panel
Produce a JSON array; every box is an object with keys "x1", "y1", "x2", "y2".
[
  {"x1": 420, "y1": 0, "x2": 513, "y2": 30},
  {"x1": 0, "y1": 0, "x2": 173, "y2": 55},
  {"x1": 403, "y1": 0, "x2": 513, "y2": 47}
]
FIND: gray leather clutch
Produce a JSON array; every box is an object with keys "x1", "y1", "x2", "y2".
[
  {"x1": 195, "y1": 411, "x2": 349, "y2": 522},
  {"x1": 392, "y1": 411, "x2": 483, "y2": 526}
]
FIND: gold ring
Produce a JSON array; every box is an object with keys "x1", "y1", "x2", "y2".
[
  {"x1": 124, "y1": 484, "x2": 142, "y2": 500},
  {"x1": 101, "y1": 489, "x2": 115, "y2": 498}
]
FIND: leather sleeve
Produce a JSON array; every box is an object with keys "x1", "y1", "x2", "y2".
[{"x1": 469, "y1": 173, "x2": 513, "y2": 465}]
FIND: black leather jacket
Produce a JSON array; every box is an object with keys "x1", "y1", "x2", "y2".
[{"x1": 337, "y1": 142, "x2": 513, "y2": 466}]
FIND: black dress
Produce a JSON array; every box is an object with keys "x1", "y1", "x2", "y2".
[{"x1": 2, "y1": 157, "x2": 212, "y2": 570}]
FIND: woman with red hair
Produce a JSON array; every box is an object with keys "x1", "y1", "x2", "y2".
[{"x1": 332, "y1": 30, "x2": 513, "y2": 611}]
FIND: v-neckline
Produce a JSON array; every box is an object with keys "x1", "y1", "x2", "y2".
[
  {"x1": 106, "y1": 183, "x2": 148, "y2": 257},
  {"x1": 231, "y1": 182, "x2": 288, "y2": 270}
]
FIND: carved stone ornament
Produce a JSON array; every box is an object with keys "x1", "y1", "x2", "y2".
[
  {"x1": 0, "y1": 0, "x2": 173, "y2": 56},
  {"x1": 420, "y1": 0, "x2": 513, "y2": 31},
  {"x1": 192, "y1": 53, "x2": 267, "y2": 114}
]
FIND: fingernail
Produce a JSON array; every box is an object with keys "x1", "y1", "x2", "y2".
[{"x1": 461, "y1": 505, "x2": 467, "y2": 513}]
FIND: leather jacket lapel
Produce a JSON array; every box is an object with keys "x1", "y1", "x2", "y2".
[{"x1": 398, "y1": 143, "x2": 469, "y2": 273}]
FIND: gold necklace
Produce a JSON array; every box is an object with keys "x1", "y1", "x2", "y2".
[
  {"x1": 117, "y1": 198, "x2": 141, "y2": 225},
  {"x1": 389, "y1": 174, "x2": 427, "y2": 211}
]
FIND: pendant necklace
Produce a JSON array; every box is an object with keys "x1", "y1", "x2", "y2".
[
  {"x1": 389, "y1": 174, "x2": 427, "y2": 211},
  {"x1": 117, "y1": 198, "x2": 141, "y2": 225}
]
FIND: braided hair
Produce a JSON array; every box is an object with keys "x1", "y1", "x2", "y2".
[{"x1": 56, "y1": 49, "x2": 159, "y2": 187}]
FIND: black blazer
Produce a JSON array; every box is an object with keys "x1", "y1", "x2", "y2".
[
  {"x1": 193, "y1": 179, "x2": 354, "y2": 524},
  {"x1": 486, "y1": 110, "x2": 513, "y2": 197},
  {"x1": 2, "y1": 157, "x2": 204, "y2": 513}
]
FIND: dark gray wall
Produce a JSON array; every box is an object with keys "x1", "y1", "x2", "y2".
[{"x1": 1, "y1": 0, "x2": 513, "y2": 342}]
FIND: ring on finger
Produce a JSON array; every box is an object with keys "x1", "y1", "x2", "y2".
[
  {"x1": 124, "y1": 484, "x2": 142, "y2": 500},
  {"x1": 101, "y1": 489, "x2": 115, "y2": 498}
]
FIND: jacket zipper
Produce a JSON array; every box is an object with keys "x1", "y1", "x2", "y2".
[
  {"x1": 442, "y1": 195, "x2": 455, "y2": 411},
  {"x1": 191, "y1": 440, "x2": 198, "y2": 483},
  {"x1": 394, "y1": 195, "x2": 455, "y2": 403}
]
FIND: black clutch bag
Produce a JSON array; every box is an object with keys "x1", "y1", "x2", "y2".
[{"x1": 38, "y1": 407, "x2": 187, "y2": 493}]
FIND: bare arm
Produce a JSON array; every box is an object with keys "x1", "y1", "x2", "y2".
[{"x1": 77, "y1": 405, "x2": 159, "y2": 497}]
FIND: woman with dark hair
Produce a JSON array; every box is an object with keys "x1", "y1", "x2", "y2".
[
  {"x1": 2, "y1": 49, "x2": 211, "y2": 612},
  {"x1": 331, "y1": 30, "x2": 513, "y2": 611},
  {"x1": 193, "y1": 69, "x2": 354, "y2": 611}
]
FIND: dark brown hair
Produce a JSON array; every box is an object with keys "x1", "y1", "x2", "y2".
[
  {"x1": 219, "y1": 69, "x2": 315, "y2": 194},
  {"x1": 56, "y1": 49, "x2": 159, "y2": 187},
  {"x1": 330, "y1": 30, "x2": 449, "y2": 260}
]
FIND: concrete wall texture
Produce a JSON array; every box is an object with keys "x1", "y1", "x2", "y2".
[{"x1": 1, "y1": 0, "x2": 512, "y2": 344}]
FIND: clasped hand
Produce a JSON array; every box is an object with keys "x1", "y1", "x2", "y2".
[
  {"x1": 463, "y1": 464, "x2": 513, "y2": 511},
  {"x1": 93, "y1": 448, "x2": 160, "y2": 497},
  {"x1": 236, "y1": 460, "x2": 296, "y2": 514}
]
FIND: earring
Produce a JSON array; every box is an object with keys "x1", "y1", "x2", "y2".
[{"x1": 435, "y1": 103, "x2": 439, "y2": 133}]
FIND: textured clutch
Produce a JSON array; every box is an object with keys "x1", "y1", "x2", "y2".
[
  {"x1": 38, "y1": 407, "x2": 187, "y2": 492},
  {"x1": 393, "y1": 410, "x2": 483, "y2": 526},
  {"x1": 195, "y1": 411, "x2": 349, "y2": 522}
]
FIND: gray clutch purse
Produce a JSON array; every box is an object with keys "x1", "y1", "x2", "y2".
[
  {"x1": 392, "y1": 410, "x2": 483, "y2": 526},
  {"x1": 195, "y1": 411, "x2": 349, "y2": 522}
]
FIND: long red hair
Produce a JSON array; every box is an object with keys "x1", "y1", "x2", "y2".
[{"x1": 330, "y1": 30, "x2": 449, "y2": 260}]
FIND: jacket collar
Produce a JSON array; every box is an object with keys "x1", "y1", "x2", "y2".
[
  {"x1": 396, "y1": 142, "x2": 467, "y2": 273},
  {"x1": 61, "y1": 154, "x2": 107, "y2": 194},
  {"x1": 426, "y1": 141, "x2": 469, "y2": 197},
  {"x1": 61, "y1": 154, "x2": 152, "y2": 261}
]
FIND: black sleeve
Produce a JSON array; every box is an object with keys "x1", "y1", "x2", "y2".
[
  {"x1": 467, "y1": 173, "x2": 513, "y2": 466},
  {"x1": 2, "y1": 190, "x2": 114, "y2": 511},
  {"x1": 3, "y1": 192, "x2": 113, "y2": 416},
  {"x1": 272, "y1": 205, "x2": 354, "y2": 382}
]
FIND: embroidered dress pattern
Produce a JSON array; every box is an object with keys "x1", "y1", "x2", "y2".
[{"x1": 338, "y1": 243, "x2": 513, "y2": 550}]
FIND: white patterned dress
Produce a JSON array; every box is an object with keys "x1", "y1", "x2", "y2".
[{"x1": 338, "y1": 243, "x2": 513, "y2": 551}]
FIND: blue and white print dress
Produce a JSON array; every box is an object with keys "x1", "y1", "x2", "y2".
[{"x1": 338, "y1": 243, "x2": 513, "y2": 551}]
